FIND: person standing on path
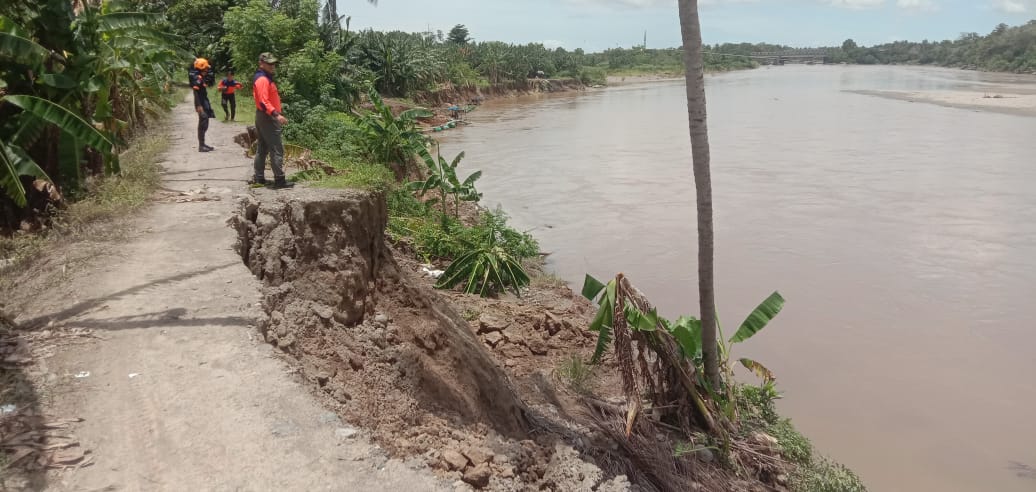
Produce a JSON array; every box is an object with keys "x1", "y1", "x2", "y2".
[
  {"x1": 217, "y1": 71, "x2": 244, "y2": 121},
  {"x1": 251, "y1": 52, "x2": 293, "y2": 189},
  {"x1": 189, "y1": 58, "x2": 216, "y2": 152}
]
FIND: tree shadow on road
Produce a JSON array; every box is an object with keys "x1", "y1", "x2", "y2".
[{"x1": 18, "y1": 262, "x2": 240, "y2": 330}]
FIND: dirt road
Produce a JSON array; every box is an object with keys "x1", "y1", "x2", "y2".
[{"x1": 9, "y1": 95, "x2": 447, "y2": 491}]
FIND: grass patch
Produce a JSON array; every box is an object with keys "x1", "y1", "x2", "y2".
[
  {"x1": 556, "y1": 355, "x2": 596, "y2": 394},
  {"x1": 791, "y1": 456, "x2": 867, "y2": 492},
  {"x1": 735, "y1": 383, "x2": 867, "y2": 491},
  {"x1": 206, "y1": 87, "x2": 256, "y2": 126},
  {"x1": 606, "y1": 65, "x2": 684, "y2": 77},
  {"x1": 1, "y1": 119, "x2": 170, "y2": 280},
  {"x1": 307, "y1": 160, "x2": 395, "y2": 193},
  {"x1": 526, "y1": 257, "x2": 567, "y2": 289},
  {"x1": 55, "y1": 131, "x2": 167, "y2": 232},
  {"x1": 0, "y1": 235, "x2": 44, "y2": 272},
  {"x1": 461, "y1": 308, "x2": 481, "y2": 321}
]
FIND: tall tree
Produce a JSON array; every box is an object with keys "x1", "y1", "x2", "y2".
[
  {"x1": 447, "y1": 24, "x2": 470, "y2": 44},
  {"x1": 677, "y1": 0, "x2": 720, "y2": 390}
]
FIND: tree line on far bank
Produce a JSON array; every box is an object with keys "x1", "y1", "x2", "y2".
[{"x1": 833, "y1": 21, "x2": 1036, "y2": 73}]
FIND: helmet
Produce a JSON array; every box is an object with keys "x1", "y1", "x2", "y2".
[{"x1": 194, "y1": 58, "x2": 210, "y2": 71}]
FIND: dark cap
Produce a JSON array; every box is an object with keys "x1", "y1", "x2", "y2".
[{"x1": 258, "y1": 52, "x2": 279, "y2": 64}]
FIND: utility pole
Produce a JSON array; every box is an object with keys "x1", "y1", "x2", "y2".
[{"x1": 643, "y1": 30, "x2": 647, "y2": 49}]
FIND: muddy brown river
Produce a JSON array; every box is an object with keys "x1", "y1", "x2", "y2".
[{"x1": 440, "y1": 65, "x2": 1036, "y2": 491}]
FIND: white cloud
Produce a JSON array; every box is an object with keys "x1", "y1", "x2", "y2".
[
  {"x1": 990, "y1": 0, "x2": 1030, "y2": 12},
  {"x1": 896, "y1": 0, "x2": 938, "y2": 11},
  {"x1": 824, "y1": 0, "x2": 885, "y2": 8}
]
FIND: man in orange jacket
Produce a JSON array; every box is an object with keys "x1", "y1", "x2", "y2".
[
  {"x1": 251, "y1": 52, "x2": 293, "y2": 188},
  {"x1": 217, "y1": 70, "x2": 243, "y2": 121}
]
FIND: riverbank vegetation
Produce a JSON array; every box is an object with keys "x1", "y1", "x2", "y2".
[{"x1": 829, "y1": 21, "x2": 1036, "y2": 73}]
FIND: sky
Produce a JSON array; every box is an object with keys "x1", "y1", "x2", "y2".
[{"x1": 341, "y1": 0, "x2": 1036, "y2": 51}]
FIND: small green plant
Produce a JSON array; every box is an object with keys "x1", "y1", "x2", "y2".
[
  {"x1": 435, "y1": 211, "x2": 532, "y2": 296},
  {"x1": 736, "y1": 382, "x2": 782, "y2": 428},
  {"x1": 556, "y1": 355, "x2": 595, "y2": 393},
  {"x1": 435, "y1": 244, "x2": 529, "y2": 297},
  {"x1": 461, "y1": 308, "x2": 481, "y2": 321},
  {"x1": 408, "y1": 146, "x2": 482, "y2": 222}
]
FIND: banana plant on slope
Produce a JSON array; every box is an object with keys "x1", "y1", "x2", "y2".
[{"x1": 581, "y1": 273, "x2": 785, "y2": 387}]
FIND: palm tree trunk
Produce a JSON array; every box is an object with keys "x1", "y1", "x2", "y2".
[{"x1": 678, "y1": 0, "x2": 721, "y2": 391}]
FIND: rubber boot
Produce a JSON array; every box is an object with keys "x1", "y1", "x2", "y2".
[{"x1": 272, "y1": 177, "x2": 294, "y2": 189}]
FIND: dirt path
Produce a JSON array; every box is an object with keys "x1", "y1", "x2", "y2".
[{"x1": 9, "y1": 95, "x2": 447, "y2": 491}]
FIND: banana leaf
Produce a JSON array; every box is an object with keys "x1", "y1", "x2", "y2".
[
  {"x1": 739, "y1": 358, "x2": 775, "y2": 383},
  {"x1": 0, "y1": 32, "x2": 49, "y2": 67},
  {"x1": 669, "y1": 315, "x2": 702, "y2": 359},
  {"x1": 4, "y1": 95, "x2": 112, "y2": 154},
  {"x1": 97, "y1": 13, "x2": 164, "y2": 33},
  {"x1": 0, "y1": 143, "x2": 50, "y2": 207},
  {"x1": 729, "y1": 291, "x2": 784, "y2": 344}
]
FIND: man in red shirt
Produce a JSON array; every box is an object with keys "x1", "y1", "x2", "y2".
[{"x1": 251, "y1": 52, "x2": 293, "y2": 188}]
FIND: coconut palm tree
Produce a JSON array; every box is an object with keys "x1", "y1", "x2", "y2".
[{"x1": 677, "y1": 0, "x2": 721, "y2": 390}]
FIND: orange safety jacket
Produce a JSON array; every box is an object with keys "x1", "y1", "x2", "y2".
[
  {"x1": 218, "y1": 78, "x2": 243, "y2": 95},
  {"x1": 252, "y1": 70, "x2": 282, "y2": 117}
]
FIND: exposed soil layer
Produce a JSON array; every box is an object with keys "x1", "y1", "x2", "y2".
[
  {"x1": 231, "y1": 188, "x2": 674, "y2": 490},
  {"x1": 230, "y1": 188, "x2": 792, "y2": 491}
]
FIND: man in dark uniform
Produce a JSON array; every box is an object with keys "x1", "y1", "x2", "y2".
[
  {"x1": 217, "y1": 71, "x2": 243, "y2": 121},
  {"x1": 189, "y1": 57, "x2": 216, "y2": 152}
]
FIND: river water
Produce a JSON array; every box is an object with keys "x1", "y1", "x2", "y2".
[{"x1": 440, "y1": 65, "x2": 1036, "y2": 491}]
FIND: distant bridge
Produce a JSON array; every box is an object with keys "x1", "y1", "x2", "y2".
[{"x1": 748, "y1": 50, "x2": 832, "y2": 65}]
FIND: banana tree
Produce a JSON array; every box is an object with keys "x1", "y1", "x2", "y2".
[
  {"x1": 1, "y1": 5, "x2": 176, "y2": 205},
  {"x1": 353, "y1": 86, "x2": 431, "y2": 178},
  {"x1": 581, "y1": 273, "x2": 784, "y2": 387},
  {"x1": 1, "y1": 95, "x2": 112, "y2": 206},
  {"x1": 580, "y1": 272, "x2": 784, "y2": 433},
  {"x1": 407, "y1": 146, "x2": 481, "y2": 222}
]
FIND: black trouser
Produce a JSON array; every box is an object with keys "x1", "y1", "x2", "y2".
[
  {"x1": 198, "y1": 113, "x2": 209, "y2": 146},
  {"x1": 253, "y1": 110, "x2": 285, "y2": 181},
  {"x1": 221, "y1": 93, "x2": 236, "y2": 120},
  {"x1": 196, "y1": 97, "x2": 214, "y2": 146}
]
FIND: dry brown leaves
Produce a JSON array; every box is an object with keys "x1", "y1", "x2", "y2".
[
  {"x1": 1, "y1": 410, "x2": 92, "y2": 471},
  {"x1": 1, "y1": 317, "x2": 94, "y2": 471},
  {"x1": 17, "y1": 327, "x2": 101, "y2": 362},
  {"x1": 157, "y1": 185, "x2": 229, "y2": 203}
]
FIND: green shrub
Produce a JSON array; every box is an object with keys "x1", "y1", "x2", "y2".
[
  {"x1": 460, "y1": 209, "x2": 538, "y2": 260},
  {"x1": 792, "y1": 456, "x2": 867, "y2": 492},
  {"x1": 577, "y1": 66, "x2": 607, "y2": 86},
  {"x1": 736, "y1": 383, "x2": 781, "y2": 427},
  {"x1": 768, "y1": 419, "x2": 813, "y2": 465},
  {"x1": 435, "y1": 244, "x2": 529, "y2": 297},
  {"x1": 284, "y1": 107, "x2": 362, "y2": 158}
]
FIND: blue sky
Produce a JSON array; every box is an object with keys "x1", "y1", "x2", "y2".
[{"x1": 341, "y1": 0, "x2": 1035, "y2": 51}]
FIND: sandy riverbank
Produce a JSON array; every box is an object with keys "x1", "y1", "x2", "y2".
[
  {"x1": 851, "y1": 88, "x2": 1036, "y2": 117},
  {"x1": 605, "y1": 74, "x2": 683, "y2": 85}
]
